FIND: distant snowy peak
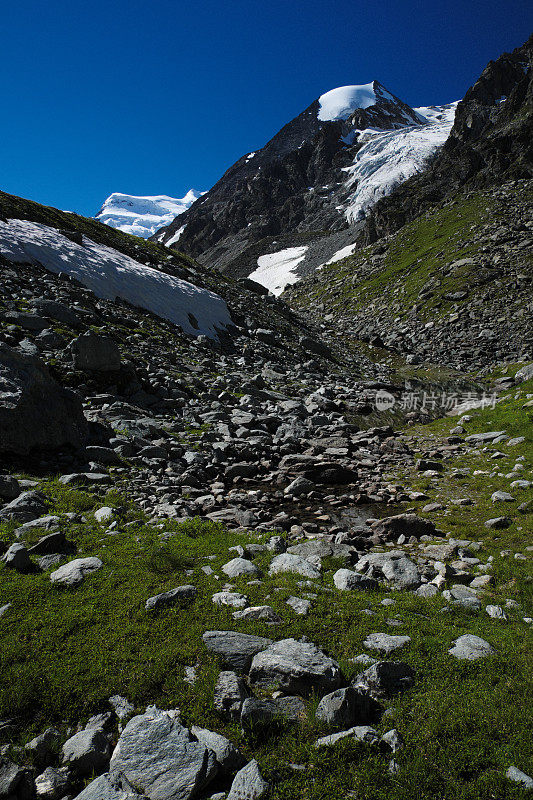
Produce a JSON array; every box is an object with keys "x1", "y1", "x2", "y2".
[{"x1": 96, "y1": 190, "x2": 204, "y2": 239}]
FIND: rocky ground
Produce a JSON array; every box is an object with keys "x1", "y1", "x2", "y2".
[{"x1": 0, "y1": 186, "x2": 532, "y2": 799}]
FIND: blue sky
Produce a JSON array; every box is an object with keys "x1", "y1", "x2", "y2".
[{"x1": 1, "y1": 0, "x2": 531, "y2": 217}]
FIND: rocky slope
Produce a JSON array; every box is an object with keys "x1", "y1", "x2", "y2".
[{"x1": 362, "y1": 34, "x2": 533, "y2": 242}]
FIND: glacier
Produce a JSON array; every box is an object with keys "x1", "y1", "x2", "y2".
[
  {"x1": 96, "y1": 190, "x2": 204, "y2": 239},
  {"x1": 0, "y1": 219, "x2": 232, "y2": 338},
  {"x1": 342, "y1": 102, "x2": 458, "y2": 223}
]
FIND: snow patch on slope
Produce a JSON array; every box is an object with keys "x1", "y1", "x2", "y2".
[
  {"x1": 342, "y1": 102, "x2": 458, "y2": 222},
  {"x1": 319, "y1": 242, "x2": 358, "y2": 268},
  {"x1": 249, "y1": 246, "x2": 308, "y2": 295},
  {"x1": 0, "y1": 219, "x2": 232, "y2": 338},
  {"x1": 96, "y1": 190, "x2": 204, "y2": 238}
]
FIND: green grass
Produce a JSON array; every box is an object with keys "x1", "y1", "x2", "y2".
[{"x1": 0, "y1": 382, "x2": 531, "y2": 798}]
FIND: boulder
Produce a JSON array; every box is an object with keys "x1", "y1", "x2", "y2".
[
  {"x1": 109, "y1": 707, "x2": 217, "y2": 800},
  {"x1": 222, "y1": 558, "x2": 260, "y2": 578},
  {"x1": 314, "y1": 726, "x2": 380, "y2": 748},
  {"x1": 71, "y1": 331, "x2": 121, "y2": 372},
  {"x1": 363, "y1": 633, "x2": 411, "y2": 655},
  {"x1": 72, "y1": 772, "x2": 140, "y2": 799},
  {"x1": 35, "y1": 766, "x2": 71, "y2": 799},
  {"x1": 227, "y1": 760, "x2": 269, "y2": 800},
  {"x1": 50, "y1": 557, "x2": 103, "y2": 586},
  {"x1": 202, "y1": 631, "x2": 272, "y2": 673},
  {"x1": 448, "y1": 634, "x2": 495, "y2": 660},
  {"x1": 0, "y1": 758, "x2": 34, "y2": 800},
  {"x1": 249, "y1": 638, "x2": 342, "y2": 696},
  {"x1": 214, "y1": 671, "x2": 248, "y2": 718},
  {"x1": 0, "y1": 343, "x2": 87, "y2": 455},
  {"x1": 62, "y1": 728, "x2": 111, "y2": 776},
  {"x1": 2, "y1": 543, "x2": 33, "y2": 572},
  {"x1": 371, "y1": 513, "x2": 437, "y2": 540},
  {"x1": 268, "y1": 553, "x2": 320, "y2": 579},
  {"x1": 333, "y1": 569, "x2": 378, "y2": 591},
  {"x1": 232, "y1": 606, "x2": 281, "y2": 623},
  {"x1": 190, "y1": 726, "x2": 245, "y2": 775},
  {"x1": 0, "y1": 490, "x2": 48, "y2": 523},
  {"x1": 354, "y1": 661, "x2": 415, "y2": 698},
  {"x1": 315, "y1": 687, "x2": 376, "y2": 727},
  {"x1": 240, "y1": 697, "x2": 306, "y2": 731},
  {"x1": 145, "y1": 586, "x2": 197, "y2": 612},
  {"x1": 355, "y1": 551, "x2": 420, "y2": 590}
]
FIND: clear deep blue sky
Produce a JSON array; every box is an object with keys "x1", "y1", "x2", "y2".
[{"x1": 1, "y1": 0, "x2": 531, "y2": 217}]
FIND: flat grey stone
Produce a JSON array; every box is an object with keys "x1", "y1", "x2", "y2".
[
  {"x1": 314, "y1": 726, "x2": 379, "y2": 748},
  {"x1": 415, "y1": 584, "x2": 439, "y2": 598},
  {"x1": 249, "y1": 638, "x2": 342, "y2": 696},
  {"x1": 486, "y1": 605, "x2": 507, "y2": 620},
  {"x1": 363, "y1": 633, "x2": 411, "y2": 655},
  {"x1": 50, "y1": 557, "x2": 102, "y2": 586},
  {"x1": 212, "y1": 592, "x2": 248, "y2": 609},
  {"x1": 203, "y1": 631, "x2": 272, "y2": 673},
  {"x1": 109, "y1": 707, "x2": 217, "y2": 800},
  {"x1": 286, "y1": 596, "x2": 311, "y2": 615},
  {"x1": 145, "y1": 586, "x2": 197, "y2": 612},
  {"x1": 491, "y1": 491, "x2": 514, "y2": 502},
  {"x1": 448, "y1": 634, "x2": 495, "y2": 660},
  {"x1": 232, "y1": 606, "x2": 281, "y2": 623}
]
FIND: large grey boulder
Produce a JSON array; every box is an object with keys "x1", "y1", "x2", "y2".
[
  {"x1": 109, "y1": 707, "x2": 217, "y2": 800},
  {"x1": 62, "y1": 728, "x2": 111, "y2": 776},
  {"x1": 355, "y1": 551, "x2": 420, "y2": 590},
  {"x1": 35, "y1": 766, "x2": 71, "y2": 799},
  {"x1": 71, "y1": 331, "x2": 121, "y2": 372},
  {"x1": 202, "y1": 631, "x2": 272, "y2": 673},
  {"x1": 226, "y1": 760, "x2": 269, "y2": 800},
  {"x1": 50, "y1": 557, "x2": 102, "y2": 586},
  {"x1": 315, "y1": 687, "x2": 375, "y2": 727},
  {"x1": 0, "y1": 343, "x2": 87, "y2": 455},
  {"x1": 190, "y1": 726, "x2": 245, "y2": 775},
  {"x1": 371, "y1": 513, "x2": 437, "y2": 540},
  {"x1": 249, "y1": 638, "x2": 342, "y2": 696}
]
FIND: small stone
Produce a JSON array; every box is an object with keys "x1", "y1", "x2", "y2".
[
  {"x1": 485, "y1": 605, "x2": 507, "y2": 620},
  {"x1": 363, "y1": 633, "x2": 411, "y2": 654},
  {"x1": 145, "y1": 585, "x2": 197, "y2": 611},
  {"x1": 222, "y1": 558, "x2": 260, "y2": 578},
  {"x1": 286, "y1": 596, "x2": 311, "y2": 615},
  {"x1": 506, "y1": 766, "x2": 533, "y2": 788}
]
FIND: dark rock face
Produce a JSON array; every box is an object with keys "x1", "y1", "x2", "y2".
[
  {"x1": 0, "y1": 343, "x2": 87, "y2": 455},
  {"x1": 154, "y1": 82, "x2": 425, "y2": 275},
  {"x1": 364, "y1": 35, "x2": 533, "y2": 242}
]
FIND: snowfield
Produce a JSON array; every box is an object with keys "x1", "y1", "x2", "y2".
[
  {"x1": 96, "y1": 190, "x2": 203, "y2": 238},
  {"x1": 0, "y1": 219, "x2": 232, "y2": 338},
  {"x1": 342, "y1": 102, "x2": 458, "y2": 222},
  {"x1": 249, "y1": 246, "x2": 309, "y2": 295}
]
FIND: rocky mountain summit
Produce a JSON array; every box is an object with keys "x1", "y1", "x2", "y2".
[{"x1": 153, "y1": 82, "x2": 457, "y2": 287}]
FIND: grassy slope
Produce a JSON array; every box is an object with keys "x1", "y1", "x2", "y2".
[
  {"x1": 287, "y1": 186, "x2": 533, "y2": 325},
  {"x1": 0, "y1": 379, "x2": 531, "y2": 799}
]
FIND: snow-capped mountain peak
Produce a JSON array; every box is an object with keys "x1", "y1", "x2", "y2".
[
  {"x1": 96, "y1": 190, "x2": 204, "y2": 239},
  {"x1": 318, "y1": 81, "x2": 395, "y2": 121}
]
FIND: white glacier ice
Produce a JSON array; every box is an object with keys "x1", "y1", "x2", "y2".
[
  {"x1": 0, "y1": 219, "x2": 232, "y2": 338},
  {"x1": 342, "y1": 102, "x2": 458, "y2": 222}
]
